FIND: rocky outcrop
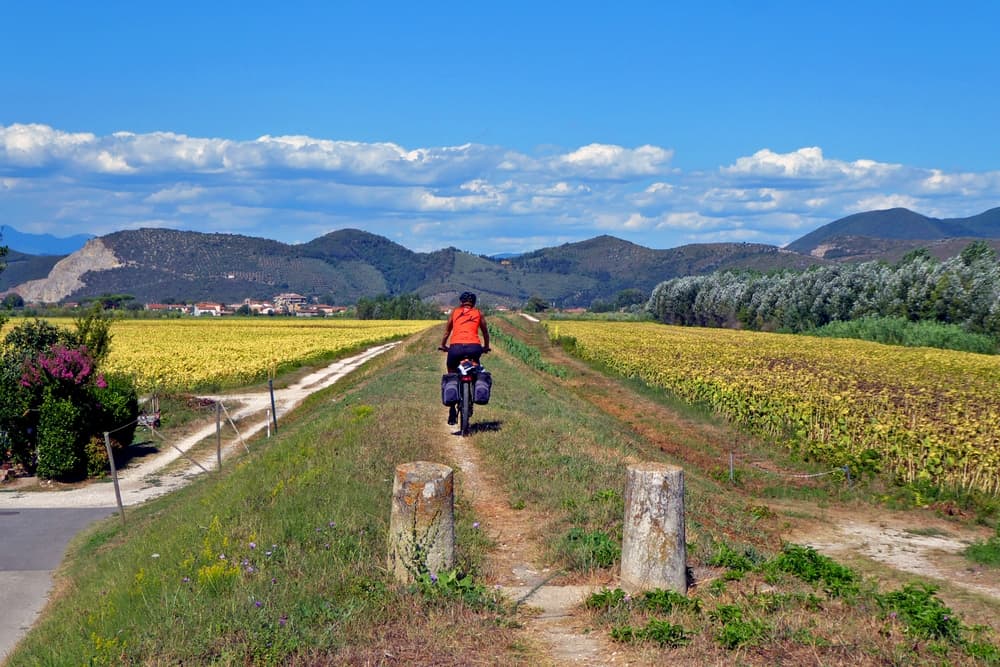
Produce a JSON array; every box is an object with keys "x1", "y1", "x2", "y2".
[{"x1": 13, "y1": 239, "x2": 123, "y2": 303}]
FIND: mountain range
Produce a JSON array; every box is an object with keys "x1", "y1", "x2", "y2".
[{"x1": 1, "y1": 207, "x2": 998, "y2": 308}]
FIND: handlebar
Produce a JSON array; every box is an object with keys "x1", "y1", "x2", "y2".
[{"x1": 438, "y1": 345, "x2": 490, "y2": 353}]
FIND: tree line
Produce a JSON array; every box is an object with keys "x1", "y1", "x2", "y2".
[{"x1": 647, "y1": 242, "x2": 1000, "y2": 343}]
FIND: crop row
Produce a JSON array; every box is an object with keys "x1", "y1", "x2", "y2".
[
  {"x1": 63, "y1": 319, "x2": 437, "y2": 392},
  {"x1": 546, "y1": 321, "x2": 1000, "y2": 496}
]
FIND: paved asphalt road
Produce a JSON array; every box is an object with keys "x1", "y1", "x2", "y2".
[{"x1": 0, "y1": 507, "x2": 115, "y2": 662}]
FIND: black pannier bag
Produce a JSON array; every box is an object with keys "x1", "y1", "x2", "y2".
[
  {"x1": 441, "y1": 373, "x2": 460, "y2": 406},
  {"x1": 473, "y1": 370, "x2": 492, "y2": 405}
]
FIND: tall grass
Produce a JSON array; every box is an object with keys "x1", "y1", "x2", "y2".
[{"x1": 807, "y1": 316, "x2": 997, "y2": 354}]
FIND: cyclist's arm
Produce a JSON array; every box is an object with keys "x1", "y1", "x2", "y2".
[
  {"x1": 479, "y1": 316, "x2": 490, "y2": 351},
  {"x1": 441, "y1": 315, "x2": 454, "y2": 348}
]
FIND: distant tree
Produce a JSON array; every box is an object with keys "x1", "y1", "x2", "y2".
[
  {"x1": 524, "y1": 295, "x2": 549, "y2": 313},
  {"x1": 86, "y1": 293, "x2": 135, "y2": 310},
  {"x1": 898, "y1": 247, "x2": 933, "y2": 266},
  {"x1": 2, "y1": 293, "x2": 24, "y2": 310},
  {"x1": 235, "y1": 304, "x2": 252, "y2": 316},
  {"x1": 355, "y1": 293, "x2": 441, "y2": 320},
  {"x1": 960, "y1": 240, "x2": 997, "y2": 266},
  {"x1": 613, "y1": 288, "x2": 647, "y2": 310}
]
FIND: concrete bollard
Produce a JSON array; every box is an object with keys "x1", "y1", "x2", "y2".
[
  {"x1": 620, "y1": 462, "x2": 687, "y2": 593},
  {"x1": 387, "y1": 461, "x2": 455, "y2": 583}
]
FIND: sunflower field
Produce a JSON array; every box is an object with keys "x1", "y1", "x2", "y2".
[
  {"x1": 89, "y1": 318, "x2": 438, "y2": 392},
  {"x1": 547, "y1": 321, "x2": 1000, "y2": 496}
]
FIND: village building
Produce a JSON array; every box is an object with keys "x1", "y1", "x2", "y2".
[
  {"x1": 273, "y1": 293, "x2": 308, "y2": 313},
  {"x1": 193, "y1": 302, "x2": 224, "y2": 316}
]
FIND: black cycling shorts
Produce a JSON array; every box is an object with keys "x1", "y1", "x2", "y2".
[{"x1": 446, "y1": 343, "x2": 483, "y2": 373}]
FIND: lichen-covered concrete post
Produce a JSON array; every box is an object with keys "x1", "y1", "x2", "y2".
[
  {"x1": 387, "y1": 461, "x2": 455, "y2": 583},
  {"x1": 620, "y1": 462, "x2": 687, "y2": 593}
]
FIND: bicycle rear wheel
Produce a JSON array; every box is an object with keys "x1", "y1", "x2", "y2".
[{"x1": 460, "y1": 381, "x2": 473, "y2": 436}]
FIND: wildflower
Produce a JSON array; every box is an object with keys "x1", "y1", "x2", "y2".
[
  {"x1": 328, "y1": 521, "x2": 336, "y2": 527},
  {"x1": 219, "y1": 553, "x2": 227, "y2": 560},
  {"x1": 271, "y1": 578, "x2": 278, "y2": 584},
  {"x1": 151, "y1": 553, "x2": 160, "y2": 559},
  {"x1": 430, "y1": 573, "x2": 438, "y2": 583},
  {"x1": 472, "y1": 522, "x2": 480, "y2": 529},
  {"x1": 278, "y1": 615, "x2": 288, "y2": 627},
  {"x1": 182, "y1": 577, "x2": 191, "y2": 583},
  {"x1": 249, "y1": 542, "x2": 257, "y2": 550},
  {"x1": 254, "y1": 600, "x2": 263, "y2": 608}
]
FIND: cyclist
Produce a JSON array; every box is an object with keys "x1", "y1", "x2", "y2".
[{"x1": 439, "y1": 291, "x2": 490, "y2": 424}]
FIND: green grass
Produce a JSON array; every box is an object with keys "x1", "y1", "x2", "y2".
[
  {"x1": 7, "y1": 336, "x2": 521, "y2": 665},
  {"x1": 965, "y1": 527, "x2": 1000, "y2": 568},
  {"x1": 9, "y1": 324, "x2": 1000, "y2": 665}
]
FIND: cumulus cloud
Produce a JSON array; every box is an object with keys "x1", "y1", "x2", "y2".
[
  {"x1": 721, "y1": 146, "x2": 903, "y2": 184},
  {"x1": 2, "y1": 123, "x2": 999, "y2": 253}
]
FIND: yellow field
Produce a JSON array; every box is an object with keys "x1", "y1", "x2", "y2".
[
  {"x1": 547, "y1": 321, "x2": 1000, "y2": 496},
  {"x1": 3, "y1": 318, "x2": 438, "y2": 392}
]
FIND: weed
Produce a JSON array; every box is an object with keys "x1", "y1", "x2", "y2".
[
  {"x1": 610, "y1": 619, "x2": 692, "y2": 647},
  {"x1": 709, "y1": 604, "x2": 770, "y2": 649},
  {"x1": 585, "y1": 587, "x2": 628, "y2": 611},
  {"x1": 878, "y1": 583, "x2": 963, "y2": 642},
  {"x1": 640, "y1": 588, "x2": 702, "y2": 615},
  {"x1": 764, "y1": 543, "x2": 859, "y2": 597},
  {"x1": 964, "y1": 525, "x2": 1000, "y2": 567},
  {"x1": 559, "y1": 527, "x2": 620, "y2": 570},
  {"x1": 410, "y1": 569, "x2": 504, "y2": 611},
  {"x1": 707, "y1": 542, "x2": 765, "y2": 579}
]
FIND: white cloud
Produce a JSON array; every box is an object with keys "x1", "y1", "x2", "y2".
[
  {"x1": 721, "y1": 147, "x2": 903, "y2": 183},
  {"x1": 145, "y1": 184, "x2": 207, "y2": 203},
  {"x1": 853, "y1": 193, "x2": 920, "y2": 211},
  {"x1": 2, "y1": 123, "x2": 999, "y2": 253},
  {"x1": 557, "y1": 143, "x2": 673, "y2": 179},
  {"x1": 654, "y1": 212, "x2": 727, "y2": 231}
]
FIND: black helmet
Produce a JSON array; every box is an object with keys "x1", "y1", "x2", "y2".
[{"x1": 459, "y1": 291, "x2": 477, "y2": 305}]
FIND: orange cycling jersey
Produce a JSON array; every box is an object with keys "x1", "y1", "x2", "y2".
[{"x1": 448, "y1": 306, "x2": 483, "y2": 344}]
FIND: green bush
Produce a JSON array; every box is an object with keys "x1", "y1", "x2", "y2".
[
  {"x1": 94, "y1": 373, "x2": 140, "y2": 446},
  {"x1": 85, "y1": 436, "x2": 110, "y2": 478},
  {"x1": 36, "y1": 388, "x2": 86, "y2": 480},
  {"x1": 0, "y1": 315, "x2": 137, "y2": 479},
  {"x1": 810, "y1": 317, "x2": 997, "y2": 354}
]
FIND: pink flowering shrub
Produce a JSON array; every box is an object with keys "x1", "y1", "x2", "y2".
[
  {"x1": 2, "y1": 317, "x2": 136, "y2": 480},
  {"x1": 21, "y1": 344, "x2": 106, "y2": 390}
]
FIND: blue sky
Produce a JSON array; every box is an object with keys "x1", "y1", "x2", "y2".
[{"x1": 2, "y1": 1, "x2": 998, "y2": 254}]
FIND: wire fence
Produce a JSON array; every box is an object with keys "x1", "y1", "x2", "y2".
[{"x1": 726, "y1": 448, "x2": 853, "y2": 486}]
